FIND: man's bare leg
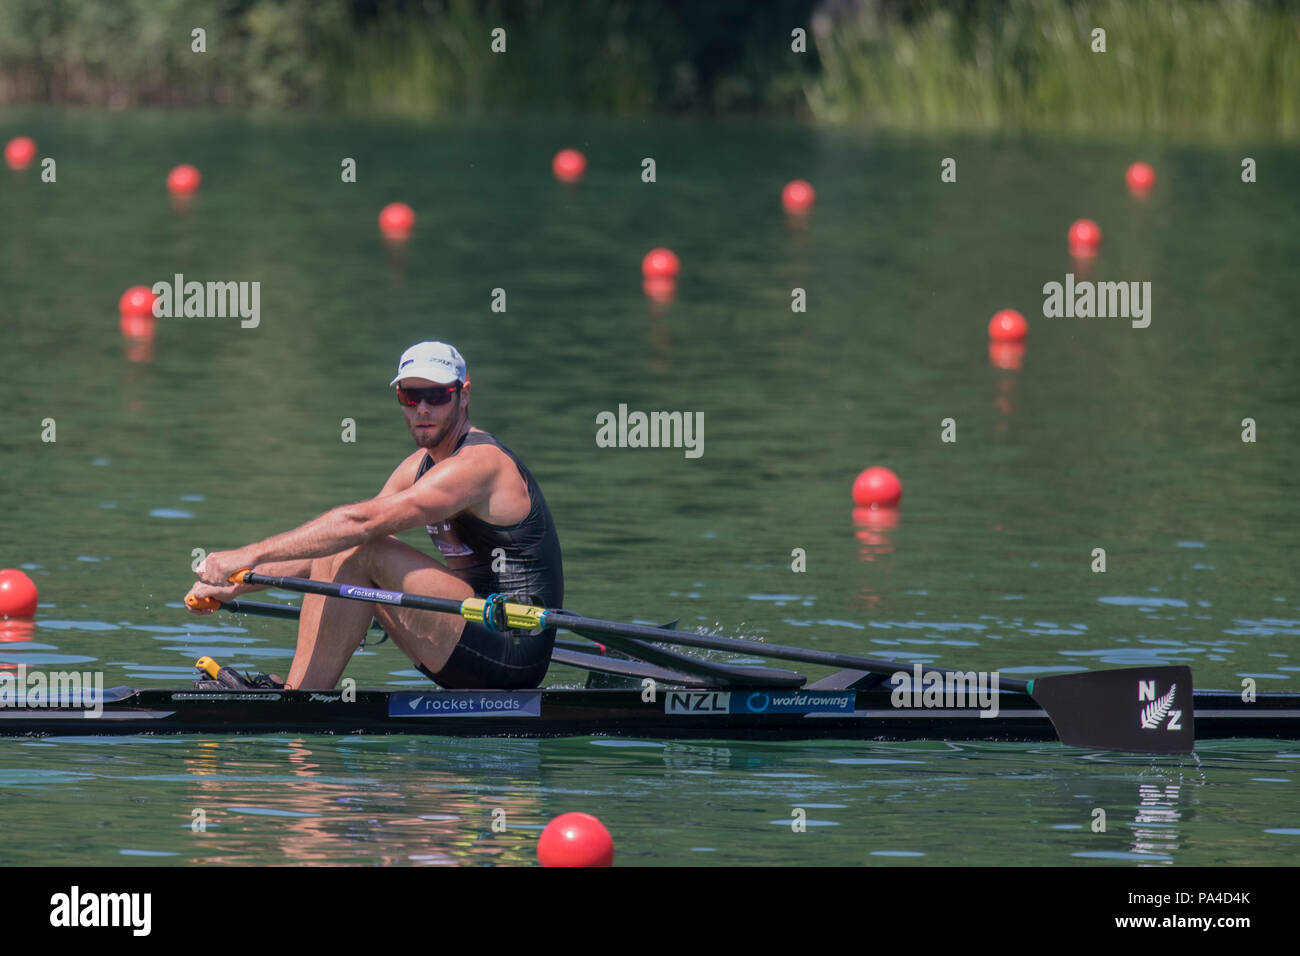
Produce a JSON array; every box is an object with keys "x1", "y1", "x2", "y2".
[{"x1": 287, "y1": 536, "x2": 473, "y2": 689}]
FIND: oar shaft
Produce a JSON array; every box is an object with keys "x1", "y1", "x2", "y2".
[
  {"x1": 212, "y1": 598, "x2": 385, "y2": 630},
  {"x1": 218, "y1": 598, "x2": 304, "y2": 621},
  {"x1": 234, "y1": 571, "x2": 464, "y2": 614}
]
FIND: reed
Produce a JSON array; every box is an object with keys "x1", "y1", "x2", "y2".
[
  {"x1": 1, "y1": 0, "x2": 1295, "y2": 138},
  {"x1": 809, "y1": 0, "x2": 1300, "y2": 139}
]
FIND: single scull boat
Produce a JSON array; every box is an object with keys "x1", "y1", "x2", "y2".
[
  {"x1": 0, "y1": 680, "x2": 1296, "y2": 743},
  {"x1": 1, "y1": 573, "x2": 1293, "y2": 750}
]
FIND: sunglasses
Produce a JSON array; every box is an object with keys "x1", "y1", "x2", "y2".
[{"x1": 396, "y1": 383, "x2": 461, "y2": 408}]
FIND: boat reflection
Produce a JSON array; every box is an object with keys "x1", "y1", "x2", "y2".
[{"x1": 177, "y1": 737, "x2": 543, "y2": 866}]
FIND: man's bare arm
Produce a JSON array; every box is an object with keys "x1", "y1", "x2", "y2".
[
  {"x1": 188, "y1": 452, "x2": 429, "y2": 607},
  {"x1": 195, "y1": 450, "x2": 495, "y2": 584},
  {"x1": 248, "y1": 451, "x2": 426, "y2": 572}
]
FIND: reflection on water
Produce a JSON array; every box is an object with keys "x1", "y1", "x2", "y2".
[
  {"x1": 171, "y1": 738, "x2": 545, "y2": 866},
  {"x1": 989, "y1": 342, "x2": 1025, "y2": 373},
  {"x1": 0, "y1": 620, "x2": 37, "y2": 645},
  {"x1": 1131, "y1": 782, "x2": 1182, "y2": 862},
  {"x1": 0, "y1": 735, "x2": 1293, "y2": 866}
]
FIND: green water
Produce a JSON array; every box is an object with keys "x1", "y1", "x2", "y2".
[{"x1": 1, "y1": 112, "x2": 1297, "y2": 865}]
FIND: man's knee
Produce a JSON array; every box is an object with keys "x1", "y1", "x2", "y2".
[{"x1": 312, "y1": 542, "x2": 369, "y2": 575}]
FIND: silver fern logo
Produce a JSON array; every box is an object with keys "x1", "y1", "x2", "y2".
[{"x1": 1138, "y1": 681, "x2": 1183, "y2": 731}]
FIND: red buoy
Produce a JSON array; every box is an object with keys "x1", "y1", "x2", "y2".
[
  {"x1": 4, "y1": 136, "x2": 36, "y2": 171},
  {"x1": 118, "y1": 286, "x2": 158, "y2": 319},
  {"x1": 537, "y1": 812, "x2": 614, "y2": 867},
  {"x1": 641, "y1": 248, "x2": 679, "y2": 280},
  {"x1": 852, "y1": 467, "x2": 902, "y2": 509},
  {"x1": 1125, "y1": 162, "x2": 1156, "y2": 197},
  {"x1": 167, "y1": 164, "x2": 202, "y2": 195},
  {"x1": 552, "y1": 149, "x2": 587, "y2": 183},
  {"x1": 988, "y1": 309, "x2": 1027, "y2": 342},
  {"x1": 1068, "y1": 219, "x2": 1101, "y2": 258},
  {"x1": 781, "y1": 179, "x2": 815, "y2": 214},
  {"x1": 379, "y1": 202, "x2": 415, "y2": 240},
  {"x1": 0, "y1": 569, "x2": 38, "y2": 618}
]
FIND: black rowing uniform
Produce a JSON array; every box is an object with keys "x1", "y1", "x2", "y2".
[{"x1": 413, "y1": 430, "x2": 564, "y2": 689}]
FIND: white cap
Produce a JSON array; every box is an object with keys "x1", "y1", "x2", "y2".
[{"x1": 389, "y1": 341, "x2": 467, "y2": 386}]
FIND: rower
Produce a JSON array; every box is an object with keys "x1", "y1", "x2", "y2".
[{"x1": 184, "y1": 341, "x2": 564, "y2": 690}]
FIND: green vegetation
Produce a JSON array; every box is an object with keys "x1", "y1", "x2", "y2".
[
  {"x1": 0, "y1": 0, "x2": 815, "y2": 114},
  {"x1": 0, "y1": 0, "x2": 347, "y2": 108},
  {"x1": 0, "y1": 0, "x2": 1297, "y2": 137},
  {"x1": 810, "y1": 0, "x2": 1300, "y2": 139},
  {"x1": 322, "y1": 0, "x2": 660, "y2": 116}
]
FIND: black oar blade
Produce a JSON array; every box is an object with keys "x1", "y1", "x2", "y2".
[
  {"x1": 550, "y1": 647, "x2": 715, "y2": 688},
  {"x1": 570, "y1": 626, "x2": 807, "y2": 688},
  {"x1": 1030, "y1": 666, "x2": 1195, "y2": 753}
]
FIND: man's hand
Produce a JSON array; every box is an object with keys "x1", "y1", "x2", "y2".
[
  {"x1": 185, "y1": 580, "x2": 251, "y2": 613},
  {"x1": 196, "y1": 548, "x2": 259, "y2": 587}
]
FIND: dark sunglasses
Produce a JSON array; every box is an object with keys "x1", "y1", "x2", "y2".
[{"x1": 396, "y1": 383, "x2": 461, "y2": 408}]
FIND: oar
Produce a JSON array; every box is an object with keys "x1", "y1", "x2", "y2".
[
  {"x1": 188, "y1": 596, "x2": 333, "y2": 622},
  {"x1": 186, "y1": 589, "x2": 793, "y2": 688},
  {"x1": 218, "y1": 571, "x2": 1196, "y2": 753},
  {"x1": 565, "y1": 625, "x2": 806, "y2": 688},
  {"x1": 186, "y1": 596, "x2": 388, "y2": 643},
  {"x1": 549, "y1": 645, "x2": 718, "y2": 688}
]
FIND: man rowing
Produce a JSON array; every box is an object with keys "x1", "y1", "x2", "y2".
[{"x1": 185, "y1": 341, "x2": 564, "y2": 690}]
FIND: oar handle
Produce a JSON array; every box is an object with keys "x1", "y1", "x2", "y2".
[
  {"x1": 186, "y1": 594, "x2": 221, "y2": 612},
  {"x1": 186, "y1": 569, "x2": 258, "y2": 612}
]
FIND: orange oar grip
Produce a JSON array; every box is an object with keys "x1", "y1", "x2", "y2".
[
  {"x1": 229, "y1": 569, "x2": 253, "y2": 584},
  {"x1": 186, "y1": 594, "x2": 220, "y2": 612}
]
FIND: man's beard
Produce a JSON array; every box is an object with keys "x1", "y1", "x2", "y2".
[
  {"x1": 411, "y1": 422, "x2": 440, "y2": 448},
  {"x1": 410, "y1": 410, "x2": 463, "y2": 449}
]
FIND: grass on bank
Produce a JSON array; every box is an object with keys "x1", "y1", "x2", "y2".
[
  {"x1": 808, "y1": 0, "x2": 1300, "y2": 139},
  {"x1": 0, "y1": 0, "x2": 1296, "y2": 138}
]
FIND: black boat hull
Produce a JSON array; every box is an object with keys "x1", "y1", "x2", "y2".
[{"x1": 0, "y1": 686, "x2": 1297, "y2": 744}]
